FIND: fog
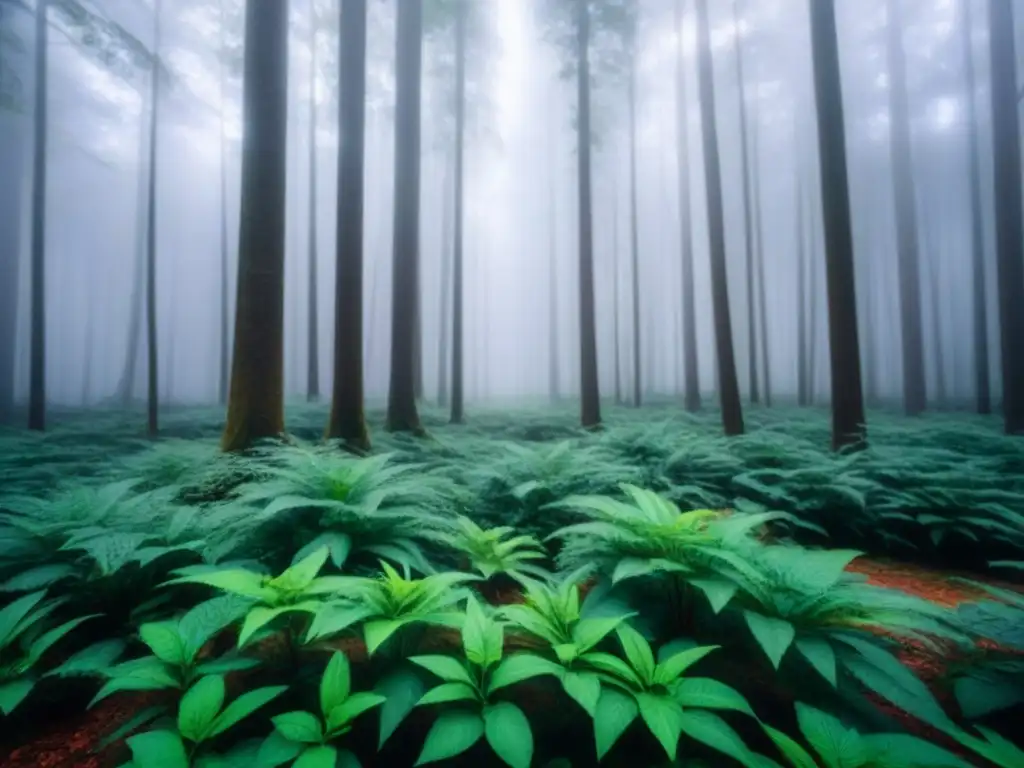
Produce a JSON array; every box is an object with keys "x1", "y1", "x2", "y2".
[{"x1": 0, "y1": 0, "x2": 1016, "y2": 416}]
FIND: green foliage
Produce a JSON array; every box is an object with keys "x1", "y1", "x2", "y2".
[{"x1": 438, "y1": 516, "x2": 550, "y2": 585}]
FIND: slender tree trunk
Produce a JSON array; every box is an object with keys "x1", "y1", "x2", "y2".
[
  {"x1": 218, "y1": 0, "x2": 230, "y2": 405},
  {"x1": 809, "y1": 0, "x2": 867, "y2": 450},
  {"x1": 548, "y1": 85, "x2": 561, "y2": 404},
  {"x1": 796, "y1": 176, "x2": 809, "y2": 406},
  {"x1": 962, "y1": 0, "x2": 990, "y2": 414},
  {"x1": 387, "y1": 0, "x2": 425, "y2": 433},
  {"x1": 0, "y1": 5, "x2": 19, "y2": 423},
  {"x1": 808, "y1": 183, "x2": 820, "y2": 405},
  {"x1": 326, "y1": 0, "x2": 369, "y2": 449},
  {"x1": 988, "y1": 0, "x2": 1024, "y2": 434},
  {"x1": 28, "y1": 0, "x2": 48, "y2": 431},
  {"x1": 145, "y1": 0, "x2": 162, "y2": 438},
  {"x1": 450, "y1": 0, "x2": 467, "y2": 424},
  {"x1": 919, "y1": 187, "x2": 947, "y2": 406},
  {"x1": 695, "y1": 0, "x2": 743, "y2": 436},
  {"x1": 307, "y1": 7, "x2": 320, "y2": 402},
  {"x1": 437, "y1": 150, "x2": 453, "y2": 408},
  {"x1": 751, "y1": 92, "x2": 771, "y2": 407},
  {"x1": 612, "y1": 169, "x2": 622, "y2": 405},
  {"x1": 221, "y1": 0, "x2": 290, "y2": 451},
  {"x1": 861, "y1": 207, "x2": 879, "y2": 404},
  {"x1": 886, "y1": 0, "x2": 927, "y2": 416},
  {"x1": 675, "y1": 0, "x2": 700, "y2": 412},
  {"x1": 628, "y1": 52, "x2": 641, "y2": 408},
  {"x1": 576, "y1": 0, "x2": 601, "y2": 429}
]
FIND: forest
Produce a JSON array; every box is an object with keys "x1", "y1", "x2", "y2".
[{"x1": 0, "y1": 0, "x2": 1023, "y2": 766}]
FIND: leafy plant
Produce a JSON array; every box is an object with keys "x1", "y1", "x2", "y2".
[
  {"x1": 439, "y1": 516, "x2": 550, "y2": 586},
  {"x1": 257, "y1": 651, "x2": 385, "y2": 768}
]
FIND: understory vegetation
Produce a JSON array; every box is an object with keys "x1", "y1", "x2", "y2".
[{"x1": 0, "y1": 403, "x2": 1022, "y2": 767}]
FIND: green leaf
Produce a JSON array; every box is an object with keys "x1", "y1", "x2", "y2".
[
  {"x1": 462, "y1": 595, "x2": 503, "y2": 669},
  {"x1": 0, "y1": 563, "x2": 77, "y2": 593},
  {"x1": 256, "y1": 730, "x2": 306, "y2": 768},
  {"x1": 488, "y1": 653, "x2": 562, "y2": 692},
  {"x1": 26, "y1": 615, "x2": 98, "y2": 664},
  {"x1": 326, "y1": 692, "x2": 386, "y2": 733},
  {"x1": 418, "y1": 682, "x2": 479, "y2": 706},
  {"x1": 672, "y1": 677, "x2": 755, "y2": 717},
  {"x1": 484, "y1": 702, "x2": 533, "y2": 768},
  {"x1": 615, "y1": 624, "x2": 656, "y2": 685},
  {"x1": 862, "y1": 733, "x2": 971, "y2": 768},
  {"x1": 126, "y1": 730, "x2": 190, "y2": 768},
  {"x1": 415, "y1": 710, "x2": 485, "y2": 765},
  {"x1": 47, "y1": 639, "x2": 126, "y2": 677},
  {"x1": 636, "y1": 692, "x2": 684, "y2": 760},
  {"x1": 319, "y1": 652, "x2": 351, "y2": 717},
  {"x1": 611, "y1": 558, "x2": 655, "y2": 584},
  {"x1": 179, "y1": 595, "x2": 254, "y2": 659},
  {"x1": 194, "y1": 657, "x2": 261, "y2": 676},
  {"x1": 572, "y1": 615, "x2": 632, "y2": 652},
  {"x1": 140, "y1": 622, "x2": 187, "y2": 666},
  {"x1": 270, "y1": 547, "x2": 329, "y2": 592},
  {"x1": 795, "y1": 703, "x2": 868, "y2": 768},
  {"x1": 166, "y1": 570, "x2": 274, "y2": 602},
  {"x1": 305, "y1": 603, "x2": 373, "y2": 643},
  {"x1": 561, "y1": 669, "x2": 602, "y2": 716},
  {"x1": 744, "y1": 612, "x2": 795, "y2": 669},
  {"x1": 581, "y1": 651, "x2": 644, "y2": 688},
  {"x1": 594, "y1": 687, "x2": 638, "y2": 760},
  {"x1": 178, "y1": 675, "x2": 227, "y2": 743},
  {"x1": 0, "y1": 678, "x2": 35, "y2": 715},
  {"x1": 410, "y1": 654, "x2": 475, "y2": 686},
  {"x1": 795, "y1": 637, "x2": 837, "y2": 687},
  {"x1": 678, "y1": 709, "x2": 756, "y2": 766},
  {"x1": 365, "y1": 618, "x2": 411, "y2": 655},
  {"x1": 653, "y1": 644, "x2": 719, "y2": 686},
  {"x1": 761, "y1": 722, "x2": 819, "y2": 768},
  {"x1": 273, "y1": 710, "x2": 324, "y2": 744},
  {"x1": 239, "y1": 602, "x2": 321, "y2": 647},
  {"x1": 295, "y1": 533, "x2": 352, "y2": 569},
  {"x1": 293, "y1": 746, "x2": 339, "y2": 768},
  {"x1": 207, "y1": 685, "x2": 288, "y2": 737},
  {"x1": 0, "y1": 590, "x2": 47, "y2": 648},
  {"x1": 89, "y1": 657, "x2": 181, "y2": 706},
  {"x1": 690, "y1": 578, "x2": 739, "y2": 614},
  {"x1": 375, "y1": 667, "x2": 427, "y2": 748}
]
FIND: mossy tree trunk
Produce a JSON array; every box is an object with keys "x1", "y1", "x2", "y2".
[
  {"x1": 809, "y1": 0, "x2": 867, "y2": 450},
  {"x1": 695, "y1": 0, "x2": 743, "y2": 436},
  {"x1": 326, "y1": 0, "x2": 369, "y2": 451},
  {"x1": 221, "y1": 0, "x2": 289, "y2": 452}
]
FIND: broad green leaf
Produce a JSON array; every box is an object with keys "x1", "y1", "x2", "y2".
[
  {"x1": 326, "y1": 692, "x2": 386, "y2": 733},
  {"x1": 273, "y1": 710, "x2": 324, "y2": 744},
  {"x1": 678, "y1": 709, "x2": 757, "y2": 766},
  {"x1": 47, "y1": 639, "x2": 125, "y2": 677},
  {"x1": 207, "y1": 685, "x2": 288, "y2": 737},
  {"x1": 654, "y1": 644, "x2": 719, "y2": 686},
  {"x1": 744, "y1": 612, "x2": 795, "y2": 669},
  {"x1": 293, "y1": 746, "x2": 339, "y2": 768},
  {"x1": 615, "y1": 624, "x2": 657, "y2": 685},
  {"x1": 365, "y1": 618, "x2": 411, "y2": 655},
  {"x1": 375, "y1": 667, "x2": 427, "y2": 748},
  {"x1": 488, "y1": 653, "x2": 562, "y2": 692},
  {"x1": 637, "y1": 692, "x2": 685, "y2": 760},
  {"x1": 256, "y1": 730, "x2": 306, "y2": 767},
  {"x1": 484, "y1": 702, "x2": 533, "y2": 768},
  {"x1": 194, "y1": 657, "x2": 261, "y2": 676},
  {"x1": 409, "y1": 654, "x2": 475, "y2": 686},
  {"x1": 0, "y1": 590, "x2": 47, "y2": 648},
  {"x1": 179, "y1": 595, "x2": 254, "y2": 658},
  {"x1": 26, "y1": 615, "x2": 98, "y2": 664},
  {"x1": 690, "y1": 578, "x2": 739, "y2": 614},
  {"x1": 178, "y1": 675, "x2": 226, "y2": 743},
  {"x1": 573, "y1": 615, "x2": 632, "y2": 652},
  {"x1": 140, "y1": 622, "x2": 186, "y2": 666},
  {"x1": 320, "y1": 652, "x2": 351, "y2": 717},
  {"x1": 415, "y1": 710, "x2": 485, "y2": 765},
  {"x1": 581, "y1": 651, "x2": 644, "y2": 688},
  {"x1": 0, "y1": 678, "x2": 34, "y2": 715},
  {"x1": 239, "y1": 602, "x2": 322, "y2": 647},
  {"x1": 954, "y1": 675, "x2": 1024, "y2": 719},
  {"x1": 594, "y1": 687, "x2": 639, "y2": 760},
  {"x1": 795, "y1": 637, "x2": 837, "y2": 687},
  {"x1": 611, "y1": 558, "x2": 655, "y2": 584},
  {"x1": 126, "y1": 730, "x2": 190, "y2": 768},
  {"x1": 418, "y1": 682, "x2": 479, "y2": 706},
  {"x1": 270, "y1": 547, "x2": 330, "y2": 592},
  {"x1": 0, "y1": 564, "x2": 77, "y2": 593},
  {"x1": 89, "y1": 657, "x2": 181, "y2": 706},
  {"x1": 862, "y1": 733, "x2": 971, "y2": 768},
  {"x1": 167, "y1": 570, "x2": 273, "y2": 602},
  {"x1": 796, "y1": 703, "x2": 868, "y2": 768},
  {"x1": 673, "y1": 677, "x2": 755, "y2": 718},
  {"x1": 305, "y1": 603, "x2": 373, "y2": 643},
  {"x1": 561, "y1": 670, "x2": 601, "y2": 716},
  {"x1": 762, "y1": 722, "x2": 818, "y2": 768},
  {"x1": 462, "y1": 596, "x2": 503, "y2": 669},
  {"x1": 294, "y1": 533, "x2": 352, "y2": 569}
]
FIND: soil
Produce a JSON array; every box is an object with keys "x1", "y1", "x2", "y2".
[{"x1": 1, "y1": 558, "x2": 1019, "y2": 768}]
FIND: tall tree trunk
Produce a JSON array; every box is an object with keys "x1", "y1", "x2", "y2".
[
  {"x1": 919, "y1": 187, "x2": 947, "y2": 406},
  {"x1": 28, "y1": 0, "x2": 48, "y2": 431},
  {"x1": 145, "y1": 0, "x2": 162, "y2": 438},
  {"x1": 962, "y1": 0, "x2": 990, "y2": 414},
  {"x1": 695, "y1": 0, "x2": 744, "y2": 436},
  {"x1": 576, "y1": 0, "x2": 601, "y2": 429},
  {"x1": 988, "y1": 0, "x2": 1024, "y2": 434},
  {"x1": 861, "y1": 207, "x2": 879, "y2": 404},
  {"x1": 326, "y1": 0, "x2": 369, "y2": 450},
  {"x1": 628, "y1": 51, "x2": 641, "y2": 408},
  {"x1": 796, "y1": 176, "x2": 809, "y2": 406},
  {"x1": 387, "y1": 0, "x2": 425, "y2": 433},
  {"x1": 450, "y1": 0, "x2": 467, "y2": 424},
  {"x1": 306, "y1": 8, "x2": 320, "y2": 402},
  {"x1": 674, "y1": 0, "x2": 700, "y2": 412},
  {"x1": 548, "y1": 85, "x2": 560, "y2": 404},
  {"x1": 218, "y1": 0, "x2": 230, "y2": 405},
  {"x1": 886, "y1": 0, "x2": 927, "y2": 416},
  {"x1": 221, "y1": 0, "x2": 289, "y2": 451},
  {"x1": 612, "y1": 169, "x2": 622, "y2": 405},
  {"x1": 809, "y1": 0, "x2": 867, "y2": 450},
  {"x1": 0, "y1": 2, "x2": 21, "y2": 423},
  {"x1": 808, "y1": 182, "x2": 820, "y2": 405},
  {"x1": 751, "y1": 91, "x2": 771, "y2": 406},
  {"x1": 733, "y1": 0, "x2": 759, "y2": 405},
  {"x1": 437, "y1": 150, "x2": 453, "y2": 408}
]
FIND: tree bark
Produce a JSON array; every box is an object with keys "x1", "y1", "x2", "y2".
[
  {"x1": 628, "y1": 49, "x2": 641, "y2": 408},
  {"x1": 548, "y1": 83, "x2": 560, "y2": 404},
  {"x1": 612, "y1": 166, "x2": 622, "y2": 405},
  {"x1": 988, "y1": 0, "x2": 1024, "y2": 434},
  {"x1": 145, "y1": 0, "x2": 162, "y2": 438},
  {"x1": 674, "y1": 0, "x2": 700, "y2": 412},
  {"x1": 387, "y1": 0, "x2": 425, "y2": 433},
  {"x1": 221, "y1": 0, "x2": 289, "y2": 451},
  {"x1": 695, "y1": 0, "x2": 743, "y2": 436},
  {"x1": 306, "y1": 6, "x2": 320, "y2": 402},
  {"x1": 751, "y1": 90, "x2": 771, "y2": 407},
  {"x1": 450, "y1": 0, "x2": 467, "y2": 424},
  {"x1": 28, "y1": 0, "x2": 47, "y2": 431},
  {"x1": 218, "y1": 0, "x2": 230, "y2": 405},
  {"x1": 809, "y1": 0, "x2": 867, "y2": 450},
  {"x1": 437, "y1": 149, "x2": 453, "y2": 408},
  {"x1": 575, "y1": 0, "x2": 601, "y2": 429},
  {"x1": 796, "y1": 176, "x2": 809, "y2": 407},
  {"x1": 325, "y1": 0, "x2": 369, "y2": 450}
]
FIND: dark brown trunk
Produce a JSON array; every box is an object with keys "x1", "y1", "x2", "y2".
[
  {"x1": 576, "y1": 0, "x2": 601, "y2": 429},
  {"x1": 386, "y1": 0, "x2": 425, "y2": 434},
  {"x1": 307, "y1": 8, "x2": 320, "y2": 402},
  {"x1": 450, "y1": 0, "x2": 467, "y2": 424},
  {"x1": 325, "y1": 0, "x2": 369, "y2": 451},
  {"x1": 221, "y1": 0, "x2": 289, "y2": 451},
  {"x1": 674, "y1": 0, "x2": 700, "y2": 412},
  {"x1": 809, "y1": 0, "x2": 867, "y2": 450},
  {"x1": 988, "y1": 0, "x2": 1024, "y2": 434},
  {"x1": 28, "y1": 0, "x2": 47, "y2": 431},
  {"x1": 145, "y1": 0, "x2": 162, "y2": 438},
  {"x1": 695, "y1": 0, "x2": 743, "y2": 436}
]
